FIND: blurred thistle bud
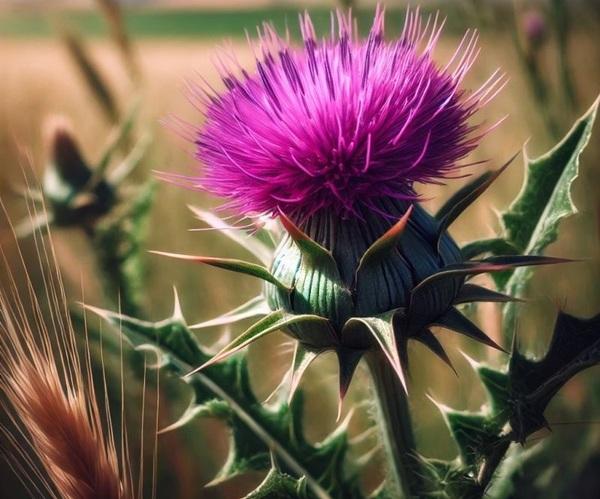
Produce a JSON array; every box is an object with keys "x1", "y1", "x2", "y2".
[
  {"x1": 43, "y1": 116, "x2": 115, "y2": 227},
  {"x1": 522, "y1": 9, "x2": 548, "y2": 52}
]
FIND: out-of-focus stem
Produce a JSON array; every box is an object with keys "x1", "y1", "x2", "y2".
[
  {"x1": 551, "y1": 0, "x2": 578, "y2": 111},
  {"x1": 477, "y1": 438, "x2": 511, "y2": 489},
  {"x1": 366, "y1": 351, "x2": 421, "y2": 498},
  {"x1": 511, "y1": 1, "x2": 560, "y2": 139}
]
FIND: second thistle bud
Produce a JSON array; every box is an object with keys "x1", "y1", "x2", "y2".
[{"x1": 43, "y1": 117, "x2": 115, "y2": 227}]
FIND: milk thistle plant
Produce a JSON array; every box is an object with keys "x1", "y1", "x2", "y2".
[{"x1": 3, "y1": 5, "x2": 600, "y2": 499}]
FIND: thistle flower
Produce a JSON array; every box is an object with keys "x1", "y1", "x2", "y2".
[
  {"x1": 164, "y1": 8, "x2": 565, "y2": 404},
  {"x1": 193, "y1": 8, "x2": 501, "y2": 219}
]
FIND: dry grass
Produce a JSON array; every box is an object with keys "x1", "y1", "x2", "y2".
[{"x1": 0, "y1": 194, "x2": 134, "y2": 499}]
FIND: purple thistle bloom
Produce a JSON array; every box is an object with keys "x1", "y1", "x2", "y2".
[
  {"x1": 187, "y1": 7, "x2": 504, "y2": 219},
  {"x1": 522, "y1": 10, "x2": 547, "y2": 48}
]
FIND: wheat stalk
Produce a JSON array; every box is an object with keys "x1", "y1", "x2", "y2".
[{"x1": 0, "y1": 178, "x2": 134, "y2": 499}]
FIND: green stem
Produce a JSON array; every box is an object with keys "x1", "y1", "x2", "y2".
[
  {"x1": 366, "y1": 351, "x2": 421, "y2": 498},
  {"x1": 477, "y1": 438, "x2": 511, "y2": 491}
]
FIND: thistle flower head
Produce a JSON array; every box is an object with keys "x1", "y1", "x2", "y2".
[
  {"x1": 191, "y1": 7, "x2": 503, "y2": 218},
  {"x1": 158, "y1": 7, "x2": 570, "y2": 413}
]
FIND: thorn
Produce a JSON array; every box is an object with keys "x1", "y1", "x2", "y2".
[
  {"x1": 288, "y1": 344, "x2": 321, "y2": 404},
  {"x1": 350, "y1": 426, "x2": 378, "y2": 446},
  {"x1": 510, "y1": 327, "x2": 520, "y2": 355},
  {"x1": 80, "y1": 302, "x2": 114, "y2": 321},
  {"x1": 415, "y1": 329, "x2": 457, "y2": 376},
  {"x1": 355, "y1": 445, "x2": 381, "y2": 468},
  {"x1": 337, "y1": 348, "x2": 363, "y2": 419},
  {"x1": 336, "y1": 406, "x2": 357, "y2": 432},
  {"x1": 263, "y1": 369, "x2": 291, "y2": 405},
  {"x1": 453, "y1": 283, "x2": 525, "y2": 305},
  {"x1": 171, "y1": 286, "x2": 186, "y2": 323},
  {"x1": 459, "y1": 349, "x2": 481, "y2": 371},
  {"x1": 435, "y1": 308, "x2": 507, "y2": 353},
  {"x1": 425, "y1": 393, "x2": 452, "y2": 414}
]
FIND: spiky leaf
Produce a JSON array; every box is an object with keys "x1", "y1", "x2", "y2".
[
  {"x1": 195, "y1": 311, "x2": 330, "y2": 371},
  {"x1": 87, "y1": 300, "x2": 361, "y2": 498},
  {"x1": 502, "y1": 100, "x2": 598, "y2": 336},
  {"x1": 437, "y1": 406, "x2": 503, "y2": 467},
  {"x1": 245, "y1": 467, "x2": 310, "y2": 498},
  {"x1": 151, "y1": 251, "x2": 291, "y2": 293},
  {"x1": 508, "y1": 311, "x2": 600, "y2": 442}
]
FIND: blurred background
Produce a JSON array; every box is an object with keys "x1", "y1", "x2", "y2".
[{"x1": 0, "y1": 0, "x2": 599, "y2": 497}]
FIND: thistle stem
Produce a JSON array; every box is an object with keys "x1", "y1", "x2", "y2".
[{"x1": 366, "y1": 351, "x2": 421, "y2": 498}]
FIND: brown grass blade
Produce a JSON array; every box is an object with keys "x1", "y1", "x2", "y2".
[
  {"x1": 61, "y1": 29, "x2": 119, "y2": 124},
  {"x1": 94, "y1": 0, "x2": 140, "y2": 81}
]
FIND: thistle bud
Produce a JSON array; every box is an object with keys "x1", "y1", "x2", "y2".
[
  {"x1": 522, "y1": 10, "x2": 547, "y2": 51},
  {"x1": 267, "y1": 201, "x2": 462, "y2": 340},
  {"x1": 43, "y1": 116, "x2": 114, "y2": 226}
]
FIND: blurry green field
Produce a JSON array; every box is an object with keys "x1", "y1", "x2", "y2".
[{"x1": 0, "y1": 6, "x2": 501, "y2": 39}]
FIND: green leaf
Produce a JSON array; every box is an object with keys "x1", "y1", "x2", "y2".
[
  {"x1": 194, "y1": 311, "x2": 330, "y2": 371},
  {"x1": 501, "y1": 98, "x2": 598, "y2": 334},
  {"x1": 245, "y1": 467, "x2": 310, "y2": 499},
  {"x1": 462, "y1": 353, "x2": 511, "y2": 420},
  {"x1": 508, "y1": 310, "x2": 600, "y2": 442},
  {"x1": 86, "y1": 298, "x2": 361, "y2": 499},
  {"x1": 150, "y1": 251, "x2": 291, "y2": 293},
  {"x1": 478, "y1": 366, "x2": 510, "y2": 418},
  {"x1": 503, "y1": 99, "x2": 598, "y2": 254},
  {"x1": 430, "y1": 398, "x2": 503, "y2": 468}
]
